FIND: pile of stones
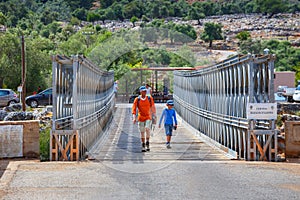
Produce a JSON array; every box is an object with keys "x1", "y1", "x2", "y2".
[{"x1": 0, "y1": 104, "x2": 51, "y2": 122}]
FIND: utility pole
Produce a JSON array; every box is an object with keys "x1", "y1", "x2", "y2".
[{"x1": 21, "y1": 35, "x2": 26, "y2": 111}]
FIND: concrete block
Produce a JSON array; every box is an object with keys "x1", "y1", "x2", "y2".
[
  {"x1": 285, "y1": 121, "x2": 300, "y2": 158},
  {"x1": 0, "y1": 120, "x2": 40, "y2": 158}
]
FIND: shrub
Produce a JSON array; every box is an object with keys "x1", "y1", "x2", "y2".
[{"x1": 40, "y1": 127, "x2": 50, "y2": 161}]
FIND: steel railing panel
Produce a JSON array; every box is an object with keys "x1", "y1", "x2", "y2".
[
  {"x1": 174, "y1": 54, "x2": 277, "y2": 161},
  {"x1": 51, "y1": 55, "x2": 114, "y2": 161}
]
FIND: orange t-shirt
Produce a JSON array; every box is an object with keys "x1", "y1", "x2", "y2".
[{"x1": 132, "y1": 96, "x2": 156, "y2": 122}]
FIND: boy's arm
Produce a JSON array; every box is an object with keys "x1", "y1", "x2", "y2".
[{"x1": 173, "y1": 110, "x2": 178, "y2": 126}]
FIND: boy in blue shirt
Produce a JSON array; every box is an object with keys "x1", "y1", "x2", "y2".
[{"x1": 158, "y1": 100, "x2": 178, "y2": 148}]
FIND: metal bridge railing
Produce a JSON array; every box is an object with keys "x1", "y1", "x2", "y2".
[
  {"x1": 174, "y1": 54, "x2": 278, "y2": 161},
  {"x1": 50, "y1": 55, "x2": 115, "y2": 161}
]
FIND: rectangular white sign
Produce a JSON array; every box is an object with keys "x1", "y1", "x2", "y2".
[
  {"x1": 0, "y1": 125, "x2": 23, "y2": 158},
  {"x1": 247, "y1": 103, "x2": 277, "y2": 120}
]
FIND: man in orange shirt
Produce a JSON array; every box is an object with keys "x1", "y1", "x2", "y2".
[{"x1": 132, "y1": 86, "x2": 156, "y2": 152}]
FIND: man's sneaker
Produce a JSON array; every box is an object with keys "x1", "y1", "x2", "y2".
[
  {"x1": 142, "y1": 143, "x2": 146, "y2": 152},
  {"x1": 146, "y1": 141, "x2": 150, "y2": 151},
  {"x1": 166, "y1": 142, "x2": 171, "y2": 149}
]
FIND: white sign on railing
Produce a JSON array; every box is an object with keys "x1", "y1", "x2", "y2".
[{"x1": 247, "y1": 103, "x2": 277, "y2": 120}]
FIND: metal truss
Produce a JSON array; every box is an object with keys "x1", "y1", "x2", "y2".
[
  {"x1": 50, "y1": 55, "x2": 115, "y2": 161},
  {"x1": 174, "y1": 54, "x2": 278, "y2": 161}
]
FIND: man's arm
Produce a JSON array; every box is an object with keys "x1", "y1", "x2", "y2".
[
  {"x1": 150, "y1": 96, "x2": 156, "y2": 115},
  {"x1": 158, "y1": 109, "x2": 166, "y2": 128},
  {"x1": 132, "y1": 98, "x2": 138, "y2": 123}
]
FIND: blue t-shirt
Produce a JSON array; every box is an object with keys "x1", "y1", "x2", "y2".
[{"x1": 159, "y1": 108, "x2": 177, "y2": 125}]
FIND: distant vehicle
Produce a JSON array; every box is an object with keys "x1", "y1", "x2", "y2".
[
  {"x1": 274, "y1": 92, "x2": 287, "y2": 102},
  {"x1": 293, "y1": 85, "x2": 300, "y2": 102},
  {"x1": 281, "y1": 86, "x2": 296, "y2": 102},
  {"x1": 128, "y1": 88, "x2": 173, "y2": 103},
  {"x1": 0, "y1": 89, "x2": 20, "y2": 107},
  {"x1": 25, "y1": 88, "x2": 52, "y2": 108},
  {"x1": 277, "y1": 85, "x2": 288, "y2": 94}
]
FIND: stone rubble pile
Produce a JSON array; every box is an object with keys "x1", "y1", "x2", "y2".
[
  {"x1": 85, "y1": 13, "x2": 299, "y2": 44},
  {"x1": 278, "y1": 103, "x2": 300, "y2": 115},
  {"x1": 205, "y1": 13, "x2": 300, "y2": 37},
  {"x1": 4, "y1": 112, "x2": 34, "y2": 121},
  {"x1": 0, "y1": 104, "x2": 52, "y2": 123}
]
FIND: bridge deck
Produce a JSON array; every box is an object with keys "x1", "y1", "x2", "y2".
[{"x1": 89, "y1": 104, "x2": 231, "y2": 162}]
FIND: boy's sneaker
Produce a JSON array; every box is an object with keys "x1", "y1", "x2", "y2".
[
  {"x1": 141, "y1": 143, "x2": 146, "y2": 152},
  {"x1": 146, "y1": 141, "x2": 150, "y2": 151},
  {"x1": 166, "y1": 142, "x2": 171, "y2": 149}
]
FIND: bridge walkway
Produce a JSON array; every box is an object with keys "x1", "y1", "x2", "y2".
[{"x1": 88, "y1": 103, "x2": 231, "y2": 162}]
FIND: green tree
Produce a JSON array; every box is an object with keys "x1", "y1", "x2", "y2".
[
  {"x1": 293, "y1": 64, "x2": 300, "y2": 85},
  {"x1": 96, "y1": 9, "x2": 107, "y2": 24},
  {"x1": 140, "y1": 28, "x2": 159, "y2": 44},
  {"x1": 0, "y1": 30, "x2": 53, "y2": 92},
  {"x1": 139, "y1": 47, "x2": 171, "y2": 67},
  {"x1": 172, "y1": 2, "x2": 184, "y2": 17},
  {"x1": 255, "y1": 0, "x2": 287, "y2": 17},
  {"x1": 0, "y1": 0, "x2": 30, "y2": 27},
  {"x1": 173, "y1": 24, "x2": 197, "y2": 44},
  {"x1": 112, "y1": 2, "x2": 125, "y2": 21},
  {"x1": 25, "y1": 37, "x2": 53, "y2": 93},
  {"x1": 238, "y1": 39, "x2": 300, "y2": 74},
  {"x1": 141, "y1": 15, "x2": 150, "y2": 23},
  {"x1": 130, "y1": 16, "x2": 138, "y2": 27},
  {"x1": 87, "y1": 11, "x2": 100, "y2": 24},
  {"x1": 66, "y1": 0, "x2": 94, "y2": 10},
  {"x1": 200, "y1": 22, "x2": 223, "y2": 48},
  {"x1": 238, "y1": 39, "x2": 263, "y2": 54},
  {"x1": 0, "y1": 12, "x2": 7, "y2": 26},
  {"x1": 236, "y1": 31, "x2": 251, "y2": 41},
  {"x1": 244, "y1": 1, "x2": 256, "y2": 14},
  {"x1": 99, "y1": 0, "x2": 115, "y2": 9},
  {"x1": 70, "y1": 17, "x2": 81, "y2": 26},
  {"x1": 189, "y1": 7, "x2": 205, "y2": 25},
  {"x1": 105, "y1": 7, "x2": 116, "y2": 20},
  {"x1": 58, "y1": 33, "x2": 86, "y2": 56},
  {"x1": 220, "y1": 2, "x2": 242, "y2": 14},
  {"x1": 148, "y1": 1, "x2": 160, "y2": 18},
  {"x1": 178, "y1": 45, "x2": 196, "y2": 66},
  {"x1": 38, "y1": 0, "x2": 71, "y2": 24},
  {"x1": 159, "y1": 5, "x2": 169, "y2": 18},
  {"x1": 199, "y1": 1, "x2": 216, "y2": 17},
  {"x1": 174, "y1": 0, "x2": 190, "y2": 17},
  {"x1": 0, "y1": 32, "x2": 21, "y2": 88},
  {"x1": 72, "y1": 8, "x2": 87, "y2": 21},
  {"x1": 169, "y1": 45, "x2": 195, "y2": 68},
  {"x1": 124, "y1": 0, "x2": 144, "y2": 19}
]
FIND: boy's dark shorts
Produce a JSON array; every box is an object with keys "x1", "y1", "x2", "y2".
[{"x1": 164, "y1": 124, "x2": 173, "y2": 136}]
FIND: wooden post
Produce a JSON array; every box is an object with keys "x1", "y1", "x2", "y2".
[{"x1": 21, "y1": 35, "x2": 26, "y2": 111}]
